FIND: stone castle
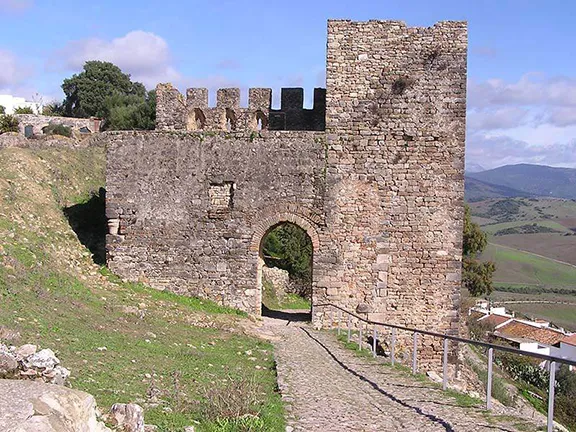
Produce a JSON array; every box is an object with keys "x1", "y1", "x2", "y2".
[{"x1": 105, "y1": 19, "x2": 467, "y2": 351}]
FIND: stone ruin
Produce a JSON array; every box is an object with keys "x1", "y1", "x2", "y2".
[{"x1": 105, "y1": 19, "x2": 467, "y2": 361}]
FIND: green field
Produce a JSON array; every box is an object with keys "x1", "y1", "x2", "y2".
[
  {"x1": 0, "y1": 147, "x2": 285, "y2": 432},
  {"x1": 483, "y1": 243, "x2": 576, "y2": 289},
  {"x1": 481, "y1": 219, "x2": 572, "y2": 235}
]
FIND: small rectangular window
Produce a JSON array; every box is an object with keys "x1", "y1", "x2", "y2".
[{"x1": 208, "y1": 182, "x2": 234, "y2": 218}]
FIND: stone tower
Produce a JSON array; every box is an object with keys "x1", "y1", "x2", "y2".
[{"x1": 105, "y1": 19, "x2": 467, "y2": 359}]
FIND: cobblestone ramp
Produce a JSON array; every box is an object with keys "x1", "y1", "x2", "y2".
[{"x1": 264, "y1": 317, "x2": 533, "y2": 432}]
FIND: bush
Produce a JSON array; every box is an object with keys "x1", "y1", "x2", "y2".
[
  {"x1": 42, "y1": 123, "x2": 72, "y2": 138},
  {"x1": 0, "y1": 114, "x2": 19, "y2": 134},
  {"x1": 13, "y1": 106, "x2": 34, "y2": 114},
  {"x1": 0, "y1": 105, "x2": 5, "y2": 115}
]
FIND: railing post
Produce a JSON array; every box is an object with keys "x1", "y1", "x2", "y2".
[
  {"x1": 547, "y1": 361, "x2": 556, "y2": 432},
  {"x1": 487, "y1": 347, "x2": 493, "y2": 410},
  {"x1": 329, "y1": 307, "x2": 333, "y2": 329},
  {"x1": 391, "y1": 328, "x2": 396, "y2": 366},
  {"x1": 442, "y1": 338, "x2": 448, "y2": 391},
  {"x1": 337, "y1": 310, "x2": 342, "y2": 335},
  {"x1": 358, "y1": 321, "x2": 362, "y2": 351},
  {"x1": 373, "y1": 326, "x2": 377, "y2": 358},
  {"x1": 347, "y1": 316, "x2": 351, "y2": 343},
  {"x1": 412, "y1": 332, "x2": 418, "y2": 374}
]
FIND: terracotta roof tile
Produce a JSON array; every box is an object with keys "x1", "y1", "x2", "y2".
[
  {"x1": 562, "y1": 334, "x2": 576, "y2": 347},
  {"x1": 482, "y1": 314, "x2": 512, "y2": 327},
  {"x1": 496, "y1": 321, "x2": 565, "y2": 346}
]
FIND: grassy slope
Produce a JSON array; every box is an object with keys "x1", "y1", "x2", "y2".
[
  {"x1": 0, "y1": 147, "x2": 284, "y2": 432},
  {"x1": 483, "y1": 243, "x2": 576, "y2": 289}
]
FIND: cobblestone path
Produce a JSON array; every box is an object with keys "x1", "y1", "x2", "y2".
[{"x1": 262, "y1": 314, "x2": 537, "y2": 432}]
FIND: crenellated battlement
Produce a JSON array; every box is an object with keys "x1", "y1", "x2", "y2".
[{"x1": 156, "y1": 84, "x2": 326, "y2": 132}]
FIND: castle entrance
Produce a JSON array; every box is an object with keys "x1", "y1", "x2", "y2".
[{"x1": 258, "y1": 222, "x2": 313, "y2": 321}]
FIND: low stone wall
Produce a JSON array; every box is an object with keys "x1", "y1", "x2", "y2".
[
  {"x1": 14, "y1": 114, "x2": 101, "y2": 136},
  {"x1": 263, "y1": 266, "x2": 290, "y2": 299},
  {"x1": 0, "y1": 133, "x2": 104, "y2": 149}
]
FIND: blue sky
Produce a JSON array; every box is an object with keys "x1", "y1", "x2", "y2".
[{"x1": 1, "y1": 0, "x2": 575, "y2": 169}]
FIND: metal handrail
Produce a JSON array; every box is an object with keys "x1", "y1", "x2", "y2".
[
  {"x1": 315, "y1": 302, "x2": 574, "y2": 432},
  {"x1": 315, "y1": 302, "x2": 576, "y2": 367}
]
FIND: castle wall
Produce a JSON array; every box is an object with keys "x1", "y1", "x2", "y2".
[
  {"x1": 106, "y1": 19, "x2": 468, "y2": 365},
  {"x1": 321, "y1": 20, "x2": 467, "y2": 358},
  {"x1": 105, "y1": 130, "x2": 326, "y2": 314},
  {"x1": 14, "y1": 114, "x2": 101, "y2": 136}
]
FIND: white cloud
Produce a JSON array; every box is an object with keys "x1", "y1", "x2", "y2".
[
  {"x1": 469, "y1": 74, "x2": 576, "y2": 109},
  {"x1": 0, "y1": 0, "x2": 32, "y2": 12},
  {"x1": 466, "y1": 73, "x2": 576, "y2": 168},
  {"x1": 467, "y1": 132, "x2": 576, "y2": 169},
  {"x1": 467, "y1": 107, "x2": 528, "y2": 130},
  {"x1": 56, "y1": 31, "x2": 181, "y2": 89},
  {"x1": 0, "y1": 49, "x2": 31, "y2": 89}
]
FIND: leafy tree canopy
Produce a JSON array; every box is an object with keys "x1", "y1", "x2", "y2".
[
  {"x1": 262, "y1": 223, "x2": 312, "y2": 281},
  {"x1": 462, "y1": 205, "x2": 495, "y2": 296},
  {"x1": 13, "y1": 106, "x2": 34, "y2": 114},
  {"x1": 0, "y1": 105, "x2": 5, "y2": 115},
  {"x1": 62, "y1": 61, "x2": 146, "y2": 119}
]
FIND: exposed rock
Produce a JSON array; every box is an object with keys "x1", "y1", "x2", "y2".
[
  {"x1": 25, "y1": 348, "x2": 60, "y2": 370},
  {"x1": 355, "y1": 303, "x2": 372, "y2": 314},
  {"x1": 0, "y1": 379, "x2": 111, "y2": 432},
  {"x1": 184, "y1": 427, "x2": 195, "y2": 432},
  {"x1": 426, "y1": 370, "x2": 443, "y2": 384},
  {"x1": 0, "y1": 350, "x2": 18, "y2": 378},
  {"x1": 14, "y1": 344, "x2": 37, "y2": 359},
  {"x1": 109, "y1": 403, "x2": 144, "y2": 432},
  {"x1": 143, "y1": 426, "x2": 158, "y2": 432}
]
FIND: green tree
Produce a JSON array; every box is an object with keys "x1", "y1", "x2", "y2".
[
  {"x1": 104, "y1": 90, "x2": 156, "y2": 130},
  {"x1": 61, "y1": 61, "x2": 146, "y2": 118},
  {"x1": 13, "y1": 106, "x2": 34, "y2": 114},
  {"x1": 262, "y1": 223, "x2": 312, "y2": 281},
  {"x1": 462, "y1": 205, "x2": 495, "y2": 296},
  {"x1": 0, "y1": 114, "x2": 19, "y2": 134},
  {"x1": 0, "y1": 105, "x2": 5, "y2": 115}
]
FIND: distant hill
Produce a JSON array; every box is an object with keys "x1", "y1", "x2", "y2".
[
  {"x1": 465, "y1": 176, "x2": 534, "y2": 202},
  {"x1": 465, "y1": 162, "x2": 486, "y2": 173},
  {"x1": 467, "y1": 164, "x2": 576, "y2": 200}
]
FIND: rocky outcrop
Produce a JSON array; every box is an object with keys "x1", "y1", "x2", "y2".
[
  {"x1": 109, "y1": 403, "x2": 144, "y2": 432},
  {"x1": 0, "y1": 379, "x2": 111, "y2": 432},
  {"x1": 0, "y1": 343, "x2": 70, "y2": 385}
]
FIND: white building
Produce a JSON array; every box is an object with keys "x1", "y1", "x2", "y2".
[{"x1": 0, "y1": 94, "x2": 42, "y2": 115}]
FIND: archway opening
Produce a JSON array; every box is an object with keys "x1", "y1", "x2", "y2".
[{"x1": 259, "y1": 222, "x2": 312, "y2": 321}]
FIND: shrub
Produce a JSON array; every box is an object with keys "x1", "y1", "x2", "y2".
[
  {"x1": 13, "y1": 106, "x2": 34, "y2": 114},
  {"x1": 0, "y1": 114, "x2": 19, "y2": 134},
  {"x1": 43, "y1": 123, "x2": 72, "y2": 138},
  {"x1": 0, "y1": 105, "x2": 5, "y2": 115}
]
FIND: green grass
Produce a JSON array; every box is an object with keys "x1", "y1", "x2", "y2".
[
  {"x1": 483, "y1": 243, "x2": 576, "y2": 289},
  {"x1": 262, "y1": 279, "x2": 311, "y2": 311},
  {"x1": 333, "y1": 331, "x2": 486, "y2": 409},
  {"x1": 0, "y1": 147, "x2": 286, "y2": 432}
]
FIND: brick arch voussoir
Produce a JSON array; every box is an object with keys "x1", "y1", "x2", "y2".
[{"x1": 249, "y1": 212, "x2": 320, "y2": 253}]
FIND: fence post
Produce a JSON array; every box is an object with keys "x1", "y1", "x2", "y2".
[
  {"x1": 547, "y1": 361, "x2": 556, "y2": 432},
  {"x1": 329, "y1": 307, "x2": 333, "y2": 329},
  {"x1": 373, "y1": 326, "x2": 377, "y2": 358},
  {"x1": 412, "y1": 332, "x2": 418, "y2": 374},
  {"x1": 347, "y1": 316, "x2": 351, "y2": 343},
  {"x1": 442, "y1": 338, "x2": 448, "y2": 391},
  {"x1": 337, "y1": 310, "x2": 342, "y2": 336},
  {"x1": 391, "y1": 328, "x2": 396, "y2": 366},
  {"x1": 358, "y1": 321, "x2": 362, "y2": 351},
  {"x1": 486, "y1": 347, "x2": 493, "y2": 410}
]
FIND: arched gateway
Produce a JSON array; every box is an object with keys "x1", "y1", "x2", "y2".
[{"x1": 105, "y1": 19, "x2": 468, "y2": 361}]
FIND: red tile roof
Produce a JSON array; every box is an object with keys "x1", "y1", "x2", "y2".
[
  {"x1": 496, "y1": 320, "x2": 565, "y2": 346},
  {"x1": 481, "y1": 314, "x2": 512, "y2": 327},
  {"x1": 562, "y1": 334, "x2": 576, "y2": 347}
]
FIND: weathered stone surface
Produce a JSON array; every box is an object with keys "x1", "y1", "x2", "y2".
[
  {"x1": 0, "y1": 379, "x2": 111, "y2": 432},
  {"x1": 106, "y1": 19, "x2": 467, "y2": 363},
  {"x1": 14, "y1": 344, "x2": 37, "y2": 359},
  {"x1": 0, "y1": 348, "x2": 18, "y2": 378},
  {"x1": 14, "y1": 114, "x2": 101, "y2": 136},
  {"x1": 109, "y1": 403, "x2": 145, "y2": 432},
  {"x1": 25, "y1": 348, "x2": 60, "y2": 370}
]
